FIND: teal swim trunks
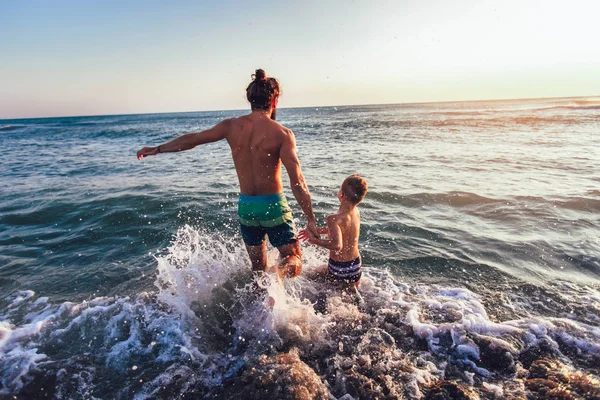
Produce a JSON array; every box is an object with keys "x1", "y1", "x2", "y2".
[{"x1": 238, "y1": 193, "x2": 297, "y2": 247}]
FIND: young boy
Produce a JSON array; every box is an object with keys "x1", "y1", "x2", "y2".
[{"x1": 299, "y1": 174, "x2": 368, "y2": 291}]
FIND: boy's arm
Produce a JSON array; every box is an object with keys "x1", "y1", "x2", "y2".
[
  {"x1": 309, "y1": 216, "x2": 342, "y2": 251},
  {"x1": 137, "y1": 119, "x2": 232, "y2": 159}
]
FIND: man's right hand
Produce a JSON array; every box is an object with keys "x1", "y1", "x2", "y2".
[
  {"x1": 137, "y1": 146, "x2": 159, "y2": 160},
  {"x1": 306, "y1": 219, "x2": 319, "y2": 239}
]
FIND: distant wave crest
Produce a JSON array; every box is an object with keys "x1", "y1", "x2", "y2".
[
  {"x1": 535, "y1": 99, "x2": 600, "y2": 111},
  {"x1": 0, "y1": 125, "x2": 25, "y2": 132}
]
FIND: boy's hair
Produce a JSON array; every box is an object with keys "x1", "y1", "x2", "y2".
[{"x1": 342, "y1": 174, "x2": 368, "y2": 205}]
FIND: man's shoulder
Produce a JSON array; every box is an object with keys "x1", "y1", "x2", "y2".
[
  {"x1": 270, "y1": 119, "x2": 292, "y2": 135},
  {"x1": 234, "y1": 115, "x2": 291, "y2": 134},
  {"x1": 220, "y1": 116, "x2": 250, "y2": 136},
  {"x1": 265, "y1": 121, "x2": 293, "y2": 147},
  {"x1": 212, "y1": 117, "x2": 237, "y2": 131},
  {"x1": 276, "y1": 124, "x2": 296, "y2": 145},
  {"x1": 223, "y1": 116, "x2": 241, "y2": 126}
]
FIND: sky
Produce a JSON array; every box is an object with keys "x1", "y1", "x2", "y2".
[{"x1": 1, "y1": 0, "x2": 599, "y2": 119}]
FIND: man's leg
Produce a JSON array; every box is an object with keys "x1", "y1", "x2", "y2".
[
  {"x1": 245, "y1": 243, "x2": 267, "y2": 273},
  {"x1": 246, "y1": 243, "x2": 277, "y2": 304},
  {"x1": 240, "y1": 222, "x2": 268, "y2": 273},
  {"x1": 275, "y1": 241, "x2": 302, "y2": 278}
]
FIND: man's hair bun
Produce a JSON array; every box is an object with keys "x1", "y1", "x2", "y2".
[{"x1": 254, "y1": 69, "x2": 267, "y2": 82}]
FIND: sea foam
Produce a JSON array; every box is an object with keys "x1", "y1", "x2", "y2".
[{"x1": 1, "y1": 225, "x2": 599, "y2": 399}]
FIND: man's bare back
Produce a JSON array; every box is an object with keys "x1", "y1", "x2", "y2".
[{"x1": 227, "y1": 113, "x2": 294, "y2": 196}]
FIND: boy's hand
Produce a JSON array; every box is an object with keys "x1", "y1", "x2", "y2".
[
  {"x1": 298, "y1": 228, "x2": 319, "y2": 244},
  {"x1": 298, "y1": 229, "x2": 310, "y2": 242}
]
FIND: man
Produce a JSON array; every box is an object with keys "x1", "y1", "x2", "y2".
[{"x1": 137, "y1": 68, "x2": 318, "y2": 279}]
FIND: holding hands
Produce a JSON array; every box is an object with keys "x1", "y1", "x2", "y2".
[
  {"x1": 299, "y1": 218, "x2": 320, "y2": 244},
  {"x1": 298, "y1": 228, "x2": 318, "y2": 244},
  {"x1": 299, "y1": 224, "x2": 328, "y2": 245}
]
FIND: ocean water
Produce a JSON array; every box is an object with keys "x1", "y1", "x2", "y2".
[{"x1": 1, "y1": 97, "x2": 599, "y2": 399}]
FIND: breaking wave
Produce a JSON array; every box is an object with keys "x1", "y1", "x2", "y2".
[{"x1": 1, "y1": 226, "x2": 598, "y2": 399}]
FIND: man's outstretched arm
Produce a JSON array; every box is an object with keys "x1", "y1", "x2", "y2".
[
  {"x1": 137, "y1": 119, "x2": 232, "y2": 160},
  {"x1": 280, "y1": 130, "x2": 318, "y2": 236}
]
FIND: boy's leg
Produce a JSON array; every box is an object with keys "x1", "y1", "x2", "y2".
[
  {"x1": 339, "y1": 281, "x2": 363, "y2": 305},
  {"x1": 351, "y1": 280, "x2": 363, "y2": 304},
  {"x1": 275, "y1": 241, "x2": 302, "y2": 278}
]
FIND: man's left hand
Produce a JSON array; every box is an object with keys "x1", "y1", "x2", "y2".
[{"x1": 137, "y1": 146, "x2": 159, "y2": 160}]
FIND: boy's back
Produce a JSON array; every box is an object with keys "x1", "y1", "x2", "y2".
[{"x1": 327, "y1": 208, "x2": 360, "y2": 262}]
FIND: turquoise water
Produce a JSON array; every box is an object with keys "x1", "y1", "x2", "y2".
[{"x1": 1, "y1": 97, "x2": 599, "y2": 398}]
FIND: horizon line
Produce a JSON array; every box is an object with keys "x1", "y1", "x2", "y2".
[{"x1": 1, "y1": 94, "x2": 598, "y2": 122}]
